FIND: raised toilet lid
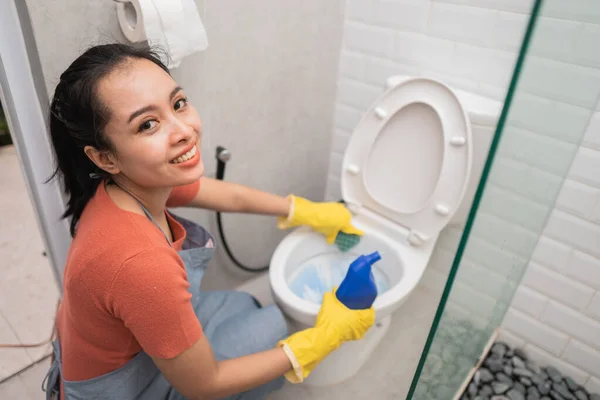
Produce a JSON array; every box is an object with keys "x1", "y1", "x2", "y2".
[{"x1": 341, "y1": 77, "x2": 472, "y2": 243}]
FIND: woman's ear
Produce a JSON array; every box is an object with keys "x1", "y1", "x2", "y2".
[{"x1": 84, "y1": 146, "x2": 120, "y2": 175}]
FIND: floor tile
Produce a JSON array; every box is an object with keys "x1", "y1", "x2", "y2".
[
  {"x1": 19, "y1": 358, "x2": 51, "y2": 400},
  {"x1": 0, "y1": 312, "x2": 33, "y2": 381},
  {"x1": 0, "y1": 374, "x2": 33, "y2": 400},
  {"x1": 0, "y1": 145, "x2": 59, "y2": 362}
]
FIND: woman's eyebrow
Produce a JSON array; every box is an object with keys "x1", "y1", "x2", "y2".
[
  {"x1": 127, "y1": 86, "x2": 184, "y2": 123},
  {"x1": 169, "y1": 86, "x2": 183, "y2": 100}
]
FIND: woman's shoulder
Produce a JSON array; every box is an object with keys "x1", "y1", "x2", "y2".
[{"x1": 66, "y1": 195, "x2": 178, "y2": 284}]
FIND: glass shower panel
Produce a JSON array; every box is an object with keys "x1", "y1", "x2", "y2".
[{"x1": 407, "y1": 0, "x2": 600, "y2": 398}]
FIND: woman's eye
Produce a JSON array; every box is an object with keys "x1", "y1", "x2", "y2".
[
  {"x1": 139, "y1": 120, "x2": 158, "y2": 132},
  {"x1": 174, "y1": 97, "x2": 188, "y2": 111}
]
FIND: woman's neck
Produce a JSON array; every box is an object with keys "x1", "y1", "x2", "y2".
[{"x1": 107, "y1": 176, "x2": 172, "y2": 220}]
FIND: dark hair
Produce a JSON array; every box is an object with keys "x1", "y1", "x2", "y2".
[{"x1": 49, "y1": 43, "x2": 170, "y2": 236}]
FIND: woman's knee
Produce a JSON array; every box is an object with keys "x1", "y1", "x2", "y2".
[{"x1": 210, "y1": 304, "x2": 288, "y2": 360}]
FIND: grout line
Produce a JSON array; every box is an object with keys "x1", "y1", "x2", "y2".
[{"x1": 0, "y1": 353, "x2": 51, "y2": 386}]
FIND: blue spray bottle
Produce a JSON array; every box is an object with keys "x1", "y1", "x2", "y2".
[{"x1": 336, "y1": 251, "x2": 382, "y2": 309}]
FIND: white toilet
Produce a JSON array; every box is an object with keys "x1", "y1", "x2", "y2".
[{"x1": 267, "y1": 75, "x2": 500, "y2": 386}]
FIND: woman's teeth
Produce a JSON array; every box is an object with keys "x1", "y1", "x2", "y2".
[{"x1": 171, "y1": 145, "x2": 197, "y2": 164}]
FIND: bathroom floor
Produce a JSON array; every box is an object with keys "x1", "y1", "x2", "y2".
[
  {"x1": 238, "y1": 274, "x2": 441, "y2": 400},
  {"x1": 0, "y1": 145, "x2": 59, "y2": 398}
]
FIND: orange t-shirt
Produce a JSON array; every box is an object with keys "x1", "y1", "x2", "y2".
[{"x1": 56, "y1": 180, "x2": 203, "y2": 382}]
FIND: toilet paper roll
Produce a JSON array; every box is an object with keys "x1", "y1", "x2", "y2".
[
  {"x1": 116, "y1": 0, "x2": 208, "y2": 69},
  {"x1": 116, "y1": 0, "x2": 165, "y2": 44}
]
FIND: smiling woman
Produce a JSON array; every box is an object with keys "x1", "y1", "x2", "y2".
[{"x1": 42, "y1": 43, "x2": 375, "y2": 400}]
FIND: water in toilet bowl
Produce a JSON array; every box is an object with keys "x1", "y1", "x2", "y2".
[{"x1": 288, "y1": 253, "x2": 391, "y2": 305}]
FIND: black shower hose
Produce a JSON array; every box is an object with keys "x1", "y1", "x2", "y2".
[{"x1": 215, "y1": 146, "x2": 269, "y2": 273}]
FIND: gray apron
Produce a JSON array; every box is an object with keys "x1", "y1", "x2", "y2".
[{"x1": 43, "y1": 190, "x2": 287, "y2": 400}]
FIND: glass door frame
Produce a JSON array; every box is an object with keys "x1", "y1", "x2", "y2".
[
  {"x1": 406, "y1": 0, "x2": 546, "y2": 397},
  {"x1": 0, "y1": 0, "x2": 70, "y2": 288}
]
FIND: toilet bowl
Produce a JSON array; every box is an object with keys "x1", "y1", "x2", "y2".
[{"x1": 269, "y1": 76, "x2": 475, "y2": 386}]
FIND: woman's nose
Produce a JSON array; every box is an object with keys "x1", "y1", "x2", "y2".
[{"x1": 168, "y1": 117, "x2": 195, "y2": 144}]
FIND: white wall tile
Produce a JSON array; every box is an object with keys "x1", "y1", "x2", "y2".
[
  {"x1": 547, "y1": 102, "x2": 595, "y2": 144},
  {"x1": 574, "y1": 24, "x2": 600, "y2": 69},
  {"x1": 345, "y1": 21, "x2": 395, "y2": 58},
  {"x1": 325, "y1": 175, "x2": 342, "y2": 202},
  {"x1": 583, "y1": 112, "x2": 600, "y2": 150},
  {"x1": 482, "y1": 185, "x2": 550, "y2": 232},
  {"x1": 559, "y1": 65, "x2": 600, "y2": 109},
  {"x1": 491, "y1": 156, "x2": 529, "y2": 190},
  {"x1": 522, "y1": 263, "x2": 594, "y2": 311},
  {"x1": 497, "y1": 328, "x2": 526, "y2": 348},
  {"x1": 451, "y1": 280, "x2": 498, "y2": 318},
  {"x1": 507, "y1": 94, "x2": 591, "y2": 145},
  {"x1": 531, "y1": 235, "x2": 571, "y2": 271},
  {"x1": 502, "y1": 308, "x2": 569, "y2": 356},
  {"x1": 524, "y1": 344, "x2": 590, "y2": 385},
  {"x1": 545, "y1": 210, "x2": 600, "y2": 258},
  {"x1": 433, "y1": 0, "x2": 534, "y2": 14},
  {"x1": 586, "y1": 292, "x2": 600, "y2": 321},
  {"x1": 543, "y1": 0, "x2": 600, "y2": 25},
  {"x1": 586, "y1": 376, "x2": 600, "y2": 395},
  {"x1": 570, "y1": 147, "x2": 600, "y2": 187},
  {"x1": 372, "y1": 0, "x2": 429, "y2": 33},
  {"x1": 476, "y1": 83, "x2": 506, "y2": 101},
  {"x1": 337, "y1": 79, "x2": 382, "y2": 110},
  {"x1": 565, "y1": 251, "x2": 600, "y2": 291},
  {"x1": 422, "y1": 69, "x2": 479, "y2": 93},
  {"x1": 331, "y1": 130, "x2": 351, "y2": 153},
  {"x1": 461, "y1": 260, "x2": 516, "y2": 299},
  {"x1": 491, "y1": 158, "x2": 564, "y2": 204},
  {"x1": 562, "y1": 340, "x2": 600, "y2": 377},
  {"x1": 511, "y1": 285, "x2": 548, "y2": 318},
  {"x1": 471, "y1": 212, "x2": 539, "y2": 257},
  {"x1": 592, "y1": 201, "x2": 600, "y2": 224},
  {"x1": 497, "y1": 125, "x2": 576, "y2": 175},
  {"x1": 393, "y1": 32, "x2": 455, "y2": 69},
  {"x1": 429, "y1": 3, "x2": 497, "y2": 47},
  {"x1": 328, "y1": 152, "x2": 344, "y2": 180},
  {"x1": 521, "y1": 167, "x2": 564, "y2": 204},
  {"x1": 363, "y1": 57, "x2": 418, "y2": 86},
  {"x1": 521, "y1": 58, "x2": 600, "y2": 109},
  {"x1": 333, "y1": 104, "x2": 363, "y2": 132},
  {"x1": 338, "y1": 51, "x2": 366, "y2": 80},
  {"x1": 556, "y1": 179, "x2": 600, "y2": 218},
  {"x1": 345, "y1": 0, "x2": 372, "y2": 23},
  {"x1": 452, "y1": 44, "x2": 515, "y2": 88},
  {"x1": 465, "y1": 235, "x2": 528, "y2": 281},
  {"x1": 493, "y1": 11, "x2": 528, "y2": 51},
  {"x1": 542, "y1": 301, "x2": 600, "y2": 350},
  {"x1": 529, "y1": 17, "x2": 580, "y2": 64}
]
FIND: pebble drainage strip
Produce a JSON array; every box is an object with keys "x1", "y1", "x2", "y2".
[{"x1": 460, "y1": 341, "x2": 599, "y2": 400}]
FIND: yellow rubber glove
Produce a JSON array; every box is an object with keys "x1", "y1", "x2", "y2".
[
  {"x1": 277, "y1": 195, "x2": 364, "y2": 244},
  {"x1": 278, "y1": 289, "x2": 375, "y2": 383}
]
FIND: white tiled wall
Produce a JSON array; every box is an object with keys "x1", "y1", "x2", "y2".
[{"x1": 327, "y1": 0, "x2": 600, "y2": 391}]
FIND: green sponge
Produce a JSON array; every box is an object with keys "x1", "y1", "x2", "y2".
[{"x1": 335, "y1": 231, "x2": 361, "y2": 252}]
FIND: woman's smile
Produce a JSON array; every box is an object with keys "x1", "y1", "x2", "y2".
[{"x1": 169, "y1": 143, "x2": 200, "y2": 165}]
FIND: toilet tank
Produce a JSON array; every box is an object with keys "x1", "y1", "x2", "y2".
[{"x1": 385, "y1": 75, "x2": 502, "y2": 227}]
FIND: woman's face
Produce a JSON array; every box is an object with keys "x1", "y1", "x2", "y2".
[{"x1": 97, "y1": 58, "x2": 204, "y2": 188}]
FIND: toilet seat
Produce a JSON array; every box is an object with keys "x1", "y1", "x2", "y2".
[{"x1": 342, "y1": 77, "x2": 472, "y2": 244}]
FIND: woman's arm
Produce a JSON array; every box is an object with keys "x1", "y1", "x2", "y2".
[
  {"x1": 152, "y1": 335, "x2": 292, "y2": 400},
  {"x1": 152, "y1": 290, "x2": 375, "y2": 398},
  {"x1": 187, "y1": 177, "x2": 291, "y2": 217}
]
